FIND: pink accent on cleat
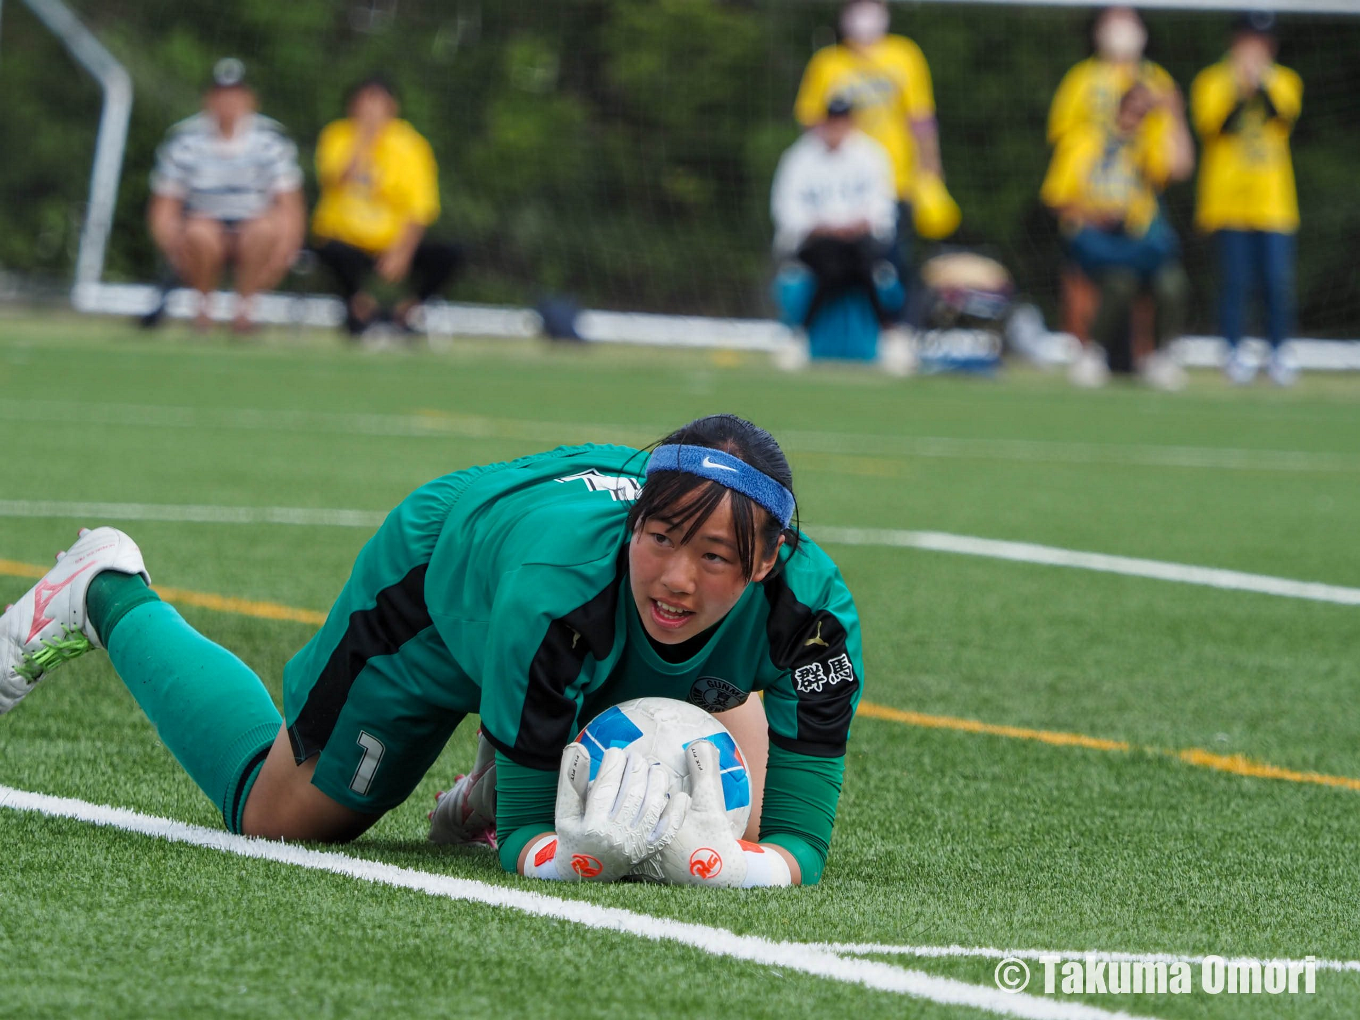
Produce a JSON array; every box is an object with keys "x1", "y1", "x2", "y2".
[{"x1": 27, "y1": 563, "x2": 98, "y2": 643}]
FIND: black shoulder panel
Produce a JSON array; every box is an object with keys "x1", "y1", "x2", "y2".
[
  {"x1": 763, "y1": 571, "x2": 857, "y2": 757},
  {"x1": 503, "y1": 551, "x2": 625, "y2": 770}
]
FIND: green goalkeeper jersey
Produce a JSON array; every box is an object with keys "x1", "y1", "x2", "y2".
[{"x1": 289, "y1": 442, "x2": 863, "y2": 881}]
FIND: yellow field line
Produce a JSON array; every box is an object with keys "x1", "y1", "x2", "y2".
[
  {"x1": 154, "y1": 586, "x2": 328, "y2": 626},
  {"x1": 4, "y1": 559, "x2": 1358, "y2": 794},
  {"x1": 859, "y1": 701, "x2": 1360, "y2": 792},
  {"x1": 856, "y1": 702, "x2": 1131, "y2": 752},
  {"x1": 0, "y1": 559, "x2": 45, "y2": 580}
]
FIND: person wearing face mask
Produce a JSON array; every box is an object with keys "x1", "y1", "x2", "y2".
[
  {"x1": 1047, "y1": 8, "x2": 1181, "y2": 380},
  {"x1": 1048, "y1": 6, "x2": 1177, "y2": 148},
  {"x1": 312, "y1": 74, "x2": 462, "y2": 338},
  {"x1": 1191, "y1": 11, "x2": 1302, "y2": 387},
  {"x1": 1042, "y1": 82, "x2": 1194, "y2": 389},
  {"x1": 794, "y1": 0, "x2": 956, "y2": 282}
]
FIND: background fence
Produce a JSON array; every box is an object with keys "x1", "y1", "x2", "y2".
[{"x1": 2, "y1": 0, "x2": 1358, "y2": 334}]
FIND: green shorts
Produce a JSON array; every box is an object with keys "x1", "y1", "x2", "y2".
[{"x1": 283, "y1": 475, "x2": 482, "y2": 814}]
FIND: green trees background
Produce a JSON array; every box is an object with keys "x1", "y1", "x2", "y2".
[{"x1": 2, "y1": 0, "x2": 1357, "y2": 333}]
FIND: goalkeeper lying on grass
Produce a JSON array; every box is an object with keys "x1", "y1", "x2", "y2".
[{"x1": 1, "y1": 414, "x2": 863, "y2": 886}]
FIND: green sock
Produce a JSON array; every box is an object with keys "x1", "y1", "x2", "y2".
[{"x1": 89, "y1": 572, "x2": 282, "y2": 833}]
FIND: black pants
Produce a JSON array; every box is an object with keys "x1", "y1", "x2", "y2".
[
  {"x1": 796, "y1": 235, "x2": 887, "y2": 327},
  {"x1": 314, "y1": 238, "x2": 462, "y2": 327}
]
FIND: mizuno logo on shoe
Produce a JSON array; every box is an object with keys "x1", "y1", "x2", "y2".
[{"x1": 27, "y1": 563, "x2": 97, "y2": 643}]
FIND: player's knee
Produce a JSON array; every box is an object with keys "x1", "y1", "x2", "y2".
[
  {"x1": 242, "y1": 214, "x2": 281, "y2": 248},
  {"x1": 183, "y1": 218, "x2": 225, "y2": 258},
  {"x1": 1102, "y1": 270, "x2": 1140, "y2": 301},
  {"x1": 1154, "y1": 267, "x2": 1189, "y2": 303}
]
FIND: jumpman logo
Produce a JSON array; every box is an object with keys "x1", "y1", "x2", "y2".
[{"x1": 803, "y1": 620, "x2": 829, "y2": 648}]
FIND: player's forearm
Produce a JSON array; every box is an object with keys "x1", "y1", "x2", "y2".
[
  {"x1": 911, "y1": 117, "x2": 943, "y2": 178},
  {"x1": 494, "y1": 751, "x2": 558, "y2": 873},
  {"x1": 758, "y1": 742, "x2": 846, "y2": 885},
  {"x1": 147, "y1": 195, "x2": 185, "y2": 263},
  {"x1": 275, "y1": 189, "x2": 307, "y2": 250},
  {"x1": 1261, "y1": 68, "x2": 1301, "y2": 123}
]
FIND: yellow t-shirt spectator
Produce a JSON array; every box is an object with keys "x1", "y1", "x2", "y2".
[
  {"x1": 312, "y1": 118, "x2": 440, "y2": 254},
  {"x1": 1047, "y1": 57, "x2": 1174, "y2": 147},
  {"x1": 1041, "y1": 121, "x2": 1172, "y2": 238},
  {"x1": 794, "y1": 35, "x2": 935, "y2": 199},
  {"x1": 1191, "y1": 59, "x2": 1301, "y2": 233}
]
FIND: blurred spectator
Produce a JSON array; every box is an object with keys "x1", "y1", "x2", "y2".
[
  {"x1": 147, "y1": 59, "x2": 305, "y2": 332},
  {"x1": 311, "y1": 74, "x2": 460, "y2": 337},
  {"x1": 1191, "y1": 11, "x2": 1302, "y2": 386},
  {"x1": 1048, "y1": 7, "x2": 1176, "y2": 146},
  {"x1": 1042, "y1": 83, "x2": 1194, "y2": 388},
  {"x1": 771, "y1": 96, "x2": 898, "y2": 329},
  {"x1": 794, "y1": 0, "x2": 948, "y2": 276}
]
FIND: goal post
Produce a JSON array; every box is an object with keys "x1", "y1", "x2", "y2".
[{"x1": 18, "y1": 0, "x2": 131, "y2": 299}]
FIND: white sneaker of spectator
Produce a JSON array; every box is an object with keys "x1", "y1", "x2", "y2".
[
  {"x1": 1141, "y1": 349, "x2": 1187, "y2": 392},
  {"x1": 1267, "y1": 344, "x2": 1300, "y2": 387},
  {"x1": 1223, "y1": 346, "x2": 1258, "y2": 386},
  {"x1": 772, "y1": 331, "x2": 810, "y2": 372},
  {"x1": 878, "y1": 327, "x2": 918, "y2": 377},
  {"x1": 1068, "y1": 345, "x2": 1110, "y2": 389}
]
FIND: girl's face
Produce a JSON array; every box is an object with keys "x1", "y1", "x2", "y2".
[{"x1": 628, "y1": 493, "x2": 782, "y2": 645}]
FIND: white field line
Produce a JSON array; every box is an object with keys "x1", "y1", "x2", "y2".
[
  {"x1": 0, "y1": 786, "x2": 1158, "y2": 1020},
  {"x1": 820, "y1": 943, "x2": 1360, "y2": 976},
  {"x1": 1, "y1": 397, "x2": 1356, "y2": 474},
  {"x1": 815, "y1": 528, "x2": 1360, "y2": 607},
  {"x1": 0, "y1": 499, "x2": 388, "y2": 529},
  {"x1": 4, "y1": 500, "x2": 1358, "y2": 607}
]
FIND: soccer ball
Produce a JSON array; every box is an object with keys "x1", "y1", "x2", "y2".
[{"x1": 576, "y1": 697, "x2": 751, "y2": 837}]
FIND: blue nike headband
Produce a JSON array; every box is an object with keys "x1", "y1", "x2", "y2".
[{"x1": 645, "y1": 444, "x2": 795, "y2": 530}]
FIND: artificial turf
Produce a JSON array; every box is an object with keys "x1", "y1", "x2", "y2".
[{"x1": 1, "y1": 314, "x2": 1357, "y2": 1019}]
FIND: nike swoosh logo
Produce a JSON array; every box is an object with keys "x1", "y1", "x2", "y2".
[{"x1": 701, "y1": 456, "x2": 737, "y2": 473}]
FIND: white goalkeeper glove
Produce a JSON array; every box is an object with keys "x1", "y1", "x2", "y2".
[
  {"x1": 428, "y1": 730, "x2": 498, "y2": 847},
  {"x1": 537, "y1": 742, "x2": 684, "y2": 882},
  {"x1": 637, "y1": 739, "x2": 792, "y2": 888}
]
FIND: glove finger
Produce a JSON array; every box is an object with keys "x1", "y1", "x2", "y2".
[
  {"x1": 608, "y1": 752, "x2": 649, "y2": 827},
  {"x1": 555, "y1": 742, "x2": 592, "y2": 826},
  {"x1": 652, "y1": 789, "x2": 689, "y2": 844},
  {"x1": 685, "y1": 739, "x2": 726, "y2": 816},
  {"x1": 583, "y1": 746, "x2": 627, "y2": 828},
  {"x1": 635, "y1": 761, "x2": 672, "y2": 838}
]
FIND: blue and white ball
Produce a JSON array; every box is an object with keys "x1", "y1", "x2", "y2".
[{"x1": 576, "y1": 697, "x2": 751, "y2": 837}]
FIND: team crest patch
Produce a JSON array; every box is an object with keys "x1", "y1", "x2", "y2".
[
  {"x1": 687, "y1": 676, "x2": 749, "y2": 712},
  {"x1": 793, "y1": 653, "x2": 856, "y2": 694}
]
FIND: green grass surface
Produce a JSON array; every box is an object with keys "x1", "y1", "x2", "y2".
[{"x1": 2, "y1": 313, "x2": 1359, "y2": 1019}]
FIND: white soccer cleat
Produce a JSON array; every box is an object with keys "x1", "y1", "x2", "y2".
[
  {"x1": 0, "y1": 527, "x2": 149, "y2": 715},
  {"x1": 429, "y1": 730, "x2": 499, "y2": 848}
]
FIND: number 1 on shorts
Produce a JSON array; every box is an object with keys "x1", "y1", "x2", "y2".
[{"x1": 350, "y1": 730, "x2": 386, "y2": 796}]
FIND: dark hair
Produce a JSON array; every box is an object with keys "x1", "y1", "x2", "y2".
[
  {"x1": 346, "y1": 73, "x2": 399, "y2": 108},
  {"x1": 625, "y1": 414, "x2": 800, "y2": 580}
]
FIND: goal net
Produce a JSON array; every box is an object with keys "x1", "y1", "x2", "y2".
[{"x1": 2, "y1": 0, "x2": 1357, "y2": 338}]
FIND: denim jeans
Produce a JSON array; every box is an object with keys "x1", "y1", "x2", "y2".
[{"x1": 1215, "y1": 229, "x2": 1295, "y2": 348}]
